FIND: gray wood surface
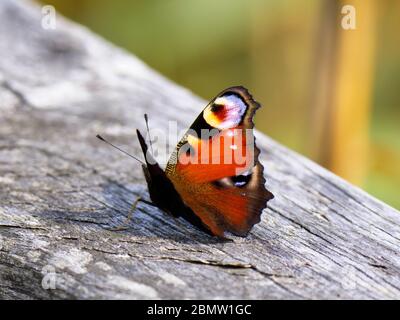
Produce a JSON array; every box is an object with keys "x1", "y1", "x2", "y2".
[{"x1": 1, "y1": 0, "x2": 399, "y2": 299}]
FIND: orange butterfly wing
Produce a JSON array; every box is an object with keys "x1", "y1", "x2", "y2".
[{"x1": 165, "y1": 86, "x2": 273, "y2": 237}]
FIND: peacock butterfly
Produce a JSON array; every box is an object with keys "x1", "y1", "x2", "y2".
[{"x1": 97, "y1": 86, "x2": 274, "y2": 237}]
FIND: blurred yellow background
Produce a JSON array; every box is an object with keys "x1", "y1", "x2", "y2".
[{"x1": 43, "y1": 0, "x2": 400, "y2": 209}]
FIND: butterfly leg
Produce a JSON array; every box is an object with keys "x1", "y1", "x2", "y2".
[
  {"x1": 137, "y1": 198, "x2": 158, "y2": 208},
  {"x1": 111, "y1": 196, "x2": 142, "y2": 231}
]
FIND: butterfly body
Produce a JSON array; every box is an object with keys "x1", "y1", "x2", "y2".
[{"x1": 137, "y1": 86, "x2": 274, "y2": 238}]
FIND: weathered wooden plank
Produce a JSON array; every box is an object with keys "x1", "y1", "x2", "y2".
[{"x1": 0, "y1": 0, "x2": 399, "y2": 299}]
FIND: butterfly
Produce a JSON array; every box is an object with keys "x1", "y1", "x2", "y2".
[{"x1": 97, "y1": 86, "x2": 274, "y2": 238}]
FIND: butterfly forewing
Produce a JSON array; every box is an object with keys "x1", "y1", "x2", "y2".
[{"x1": 165, "y1": 86, "x2": 274, "y2": 237}]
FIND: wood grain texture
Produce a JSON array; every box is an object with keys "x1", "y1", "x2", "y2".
[{"x1": 0, "y1": 0, "x2": 399, "y2": 299}]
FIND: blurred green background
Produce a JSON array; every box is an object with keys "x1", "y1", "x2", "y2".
[{"x1": 43, "y1": 0, "x2": 400, "y2": 209}]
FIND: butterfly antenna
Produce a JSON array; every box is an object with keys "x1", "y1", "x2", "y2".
[
  {"x1": 96, "y1": 134, "x2": 145, "y2": 164},
  {"x1": 144, "y1": 114, "x2": 154, "y2": 155}
]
